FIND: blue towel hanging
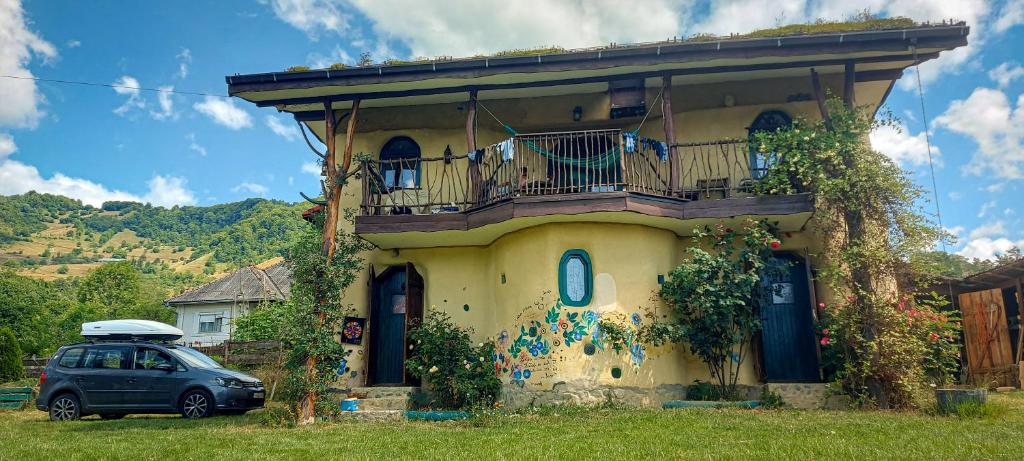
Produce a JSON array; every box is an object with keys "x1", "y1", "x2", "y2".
[{"x1": 623, "y1": 132, "x2": 638, "y2": 154}]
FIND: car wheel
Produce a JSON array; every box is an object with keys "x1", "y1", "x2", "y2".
[
  {"x1": 49, "y1": 394, "x2": 81, "y2": 422},
  {"x1": 99, "y1": 413, "x2": 126, "y2": 420},
  {"x1": 180, "y1": 390, "x2": 214, "y2": 419}
]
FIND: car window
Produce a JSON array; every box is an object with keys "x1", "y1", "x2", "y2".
[
  {"x1": 80, "y1": 346, "x2": 132, "y2": 370},
  {"x1": 167, "y1": 347, "x2": 222, "y2": 369},
  {"x1": 134, "y1": 348, "x2": 174, "y2": 370},
  {"x1": 58, "y1": 347, "x2": 85, "y2": 368}
]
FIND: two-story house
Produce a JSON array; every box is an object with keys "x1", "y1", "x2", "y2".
[{"x1": 226, "y1": 21, "x2": 968, "y2": 407}]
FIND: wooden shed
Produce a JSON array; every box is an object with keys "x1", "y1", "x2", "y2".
[{"x1": 941, "y1": 260, "x2": 1024, "y2": 388}]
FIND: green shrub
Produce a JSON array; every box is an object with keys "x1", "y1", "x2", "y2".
[
  {"x1": 0, "y1": 327, "x2": 24, "y2": 383},
  {"x1": 759, "y1": 387, "x2": 786, "y2": 409},
  {"x1": 406, "y1": 311, "x2": 501, "y2": 410}
]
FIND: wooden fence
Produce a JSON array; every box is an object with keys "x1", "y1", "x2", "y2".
[{"x1": 191, "y1": 340, "x2": 285, "y2": 368}]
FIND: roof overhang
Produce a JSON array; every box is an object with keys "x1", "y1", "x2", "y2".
[{"x1": 226, "y1": 25, "x2": 968, "y2": 114}]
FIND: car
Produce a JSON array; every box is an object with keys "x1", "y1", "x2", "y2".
[{"x1": 36, "y1": 321, "x2": 265, "y2": 421}]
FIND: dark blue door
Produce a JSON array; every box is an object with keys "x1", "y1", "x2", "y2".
[
  {"x1": 369, "y1": 267, "x2": 412, "y2": 385},
  {"x1": 760, "y1": 254, "x2": 820, "y2": 382}
]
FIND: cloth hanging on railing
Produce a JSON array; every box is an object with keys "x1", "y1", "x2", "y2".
[
  {"x1": 498, "y1": 138, "x2": 515, "y2": 161},
  {"x1": 467, "y1": 148, "x2": 484, "y2": 162},
  {"x1": 623, "y1": 131, "x2": 638, "y2": 154},
  {"x1": 500, "y1": 124, "x2": 621, "y2": 169}
]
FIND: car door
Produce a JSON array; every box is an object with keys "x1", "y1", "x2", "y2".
[
  {"x1": 127, "y1": 347, "x2": 183, "y2": 409},
  {"x1": 76, "y1": 345, "x2": 134, "y2": 409}
]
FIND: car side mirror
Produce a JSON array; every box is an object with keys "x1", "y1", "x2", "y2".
[{"x1": 153, "y1": 363, "x2": 175, "y2": 372}]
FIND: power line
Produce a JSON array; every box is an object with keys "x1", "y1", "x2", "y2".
[{"x1": 0, "y1": 74, "x2": 230, "y2": 98}]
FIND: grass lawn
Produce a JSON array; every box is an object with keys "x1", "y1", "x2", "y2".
[{"x1": 1, "y1": 393, "x2": 1022, "y2": 461}]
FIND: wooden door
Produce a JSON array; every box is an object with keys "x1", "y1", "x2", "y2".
[
  {"x1": 760, "y1": 254, "x2": 820, "y2": 382},
  {"x1": 404, "y1": 262, "x2": 424, "y2": 386},
  {"x1": 959, "y1": 289, "x2": 1014, "y2": 374},
  {"x1": 368, "y1": 267, "x2": 407, "y2": 385}
]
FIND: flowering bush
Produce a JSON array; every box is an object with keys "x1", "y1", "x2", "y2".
[
  {"x1": 818, "y1": 293, "x2": 961, "y2": 408},
  {"x1": 406, "y1": 311, "x2": 501, "y2": 410},
  {"x1": 649, "y1": 220, "x2": 782, "y2": 399}
]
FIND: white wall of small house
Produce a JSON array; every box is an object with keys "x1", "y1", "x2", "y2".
[{"x1": 173, "y1": 301, "x2": 251, "y2": 346}]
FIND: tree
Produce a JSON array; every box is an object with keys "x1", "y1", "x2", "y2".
[
  {"x1": 77, "y1": 262, "x2": 144, "y2": 317},
  {"x1": 0, "y1": 327, "x2": 24, "y2": 383},
  {"x1": 650, "y1": 221, "x2": 780, "y2": 398}
]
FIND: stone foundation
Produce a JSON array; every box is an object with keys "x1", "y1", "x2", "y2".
[
  {"x1": 501, "y1": 380, "x2": 764, "y2": 409},
  {"x1": 765, "y1": 382, "x2": 849, "y2": 409}
]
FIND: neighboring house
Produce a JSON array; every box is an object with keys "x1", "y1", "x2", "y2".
[
  {"x1": 227, "y1": 22, "x2": 968, "y2": 406},
  {"x1": 165, "y1": 260, "x2": 291, "y2": 346}
]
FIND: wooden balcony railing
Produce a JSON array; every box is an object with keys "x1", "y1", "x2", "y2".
[{"x1": 359, "y1": 130, "x2": 760, "y2": 216}]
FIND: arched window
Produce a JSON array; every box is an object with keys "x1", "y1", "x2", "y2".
[
  {"x1": 558, "y1": 249, "x2": 592, "y2": 307},
  {"x1": 748, "y1": 110, "x2": 792, "y2": 179},
  {"x1": 380, "y1": 136, "x2": 421, "y2": 189}
]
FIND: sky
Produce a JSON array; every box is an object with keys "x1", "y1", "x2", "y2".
[{"x1": 0, "y1": 0, "x2": 1022, "y2": 260}]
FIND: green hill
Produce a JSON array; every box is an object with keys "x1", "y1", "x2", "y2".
[{"x1": 0, "y1": 192, "x2": 311, "y2": 280}]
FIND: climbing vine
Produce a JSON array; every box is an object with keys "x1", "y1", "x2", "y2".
[
  {"x1": 755, "y1": 98, "x2": 955, "y2": 408},
  {"x1": 279, "y1": 217, "x2": 370, "y2": 416}
]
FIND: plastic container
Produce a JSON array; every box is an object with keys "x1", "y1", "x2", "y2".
[{"x1": 341, "y1": 398, "x2": 359, "y2": 412}]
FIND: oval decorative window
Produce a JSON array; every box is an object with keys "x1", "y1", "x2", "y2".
[{"x1": 558, "y1": 249, "x2": 592, "y2": 307}]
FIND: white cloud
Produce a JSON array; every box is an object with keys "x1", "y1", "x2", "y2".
[
  {"x1": 65, "y1": 39, "x2": 80, "y2": 48},
  {"x1": 994, "y1": 0, "x2": 1024, "y2": 33},
  {"x1": 988, "y1": 61, "x2": 1024, "y2": 89},
  {"x1": 265, "y1": 115, "x2": 298, "y2": 141},
  {"x1": 301, "y1": 161, "x2": 322, "y2": 176},
  {"x1": 978, "y1": 200, "x2": 996, "y2": 218},
  {"x1": 231, "y1": 182, "x2": 269, "y2": 196},
  {"x1": 185, "y1": 133, "x2": 207, "y2": 156},
  {"x1": 150, "y1": 86, "x2": 176, "y2": 120},
  {"x1": 141, "y1": 175, "x2": 196, "y2": 207},
  {"x1": 287, "y1": 176, "x2": 295, "y2": 186},
  {"x1": 0, "y1": 132, "x2": 14, "y2": 158},
  {"x1": 968, "y1": 220, "x2": 1005, "y2": 239},
  {"x1": 934, "y1": 87, "x2": 1024, "y2": 179},
  {"x1": 176, "y1": 48, "x2": 192, "y2": 79},
  {"x1": 945, "y1": 225, "x2": 965, "y2": 238},
  {"x1": 984, "y1": 182, "x2": 1006, "y2": 193},
  {"x1": 0, "y1": 0, "x2": 57, "y2": 128},
  {"x1": 268, "y1": 0, "x2": 352, "y2": 40},
  {"x1": 870, "y1": 123, "x2": 940, "y2": 168},
  {"x1": 308, "y1": 45, "x2": 353, "y2": 69},
  {"x1": 111, "y1": 75, "x2": 145, "y2": 116},
  {"x1": 193, "y1": 96, "x2": 252, "y2": 129},
  {"x1": 0, "y1": 137, "x2": 195, "y2": 207},
  {"x1": 948, "y1": 191, "x2": 963, "y2": 201},
  {"x1": 958, "y1": 237, "x2": 1024, "y2": 260}
]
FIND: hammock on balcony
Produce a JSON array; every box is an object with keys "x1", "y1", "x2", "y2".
[{"x1": 500, "y1": 124, "x2": 623, "y2": 170}]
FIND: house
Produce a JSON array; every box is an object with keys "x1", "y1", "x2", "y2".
[
  {"x1": 165, "y1": 259, "x2": 291, "y2": 346},
  {"x1": 227, "y1": 21, "x2": 968, "y2": 407}
]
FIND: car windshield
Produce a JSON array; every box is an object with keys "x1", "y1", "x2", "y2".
[{"x1": 167, "y1": 347, "x2": 223, "y2": 369}]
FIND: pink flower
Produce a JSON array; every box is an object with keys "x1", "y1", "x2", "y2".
[
  {"x1": 955, "y1": 321, "x2": 961, "y2": 327},
  {"x1": 818, "y1": 303, "x2": 826, "y2": 309},
  {"x1": 770, "y1": 241, "x2": 781, "y2": 249},
  {"x1": 822, "y1": 328, "x2": 829, "y2": 335},
  {"x1": 928, "y1": 332, "x2": 939, "y2": 342},
  {"x1": 820, "y1": 337, "x2": 830, "y2": 346}
]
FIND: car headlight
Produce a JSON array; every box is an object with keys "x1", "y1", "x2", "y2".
[{"x1": 215, "y1": 377, "x2": 243, "y2": 388}]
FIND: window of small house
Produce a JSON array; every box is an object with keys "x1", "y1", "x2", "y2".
[
  {"x1": 198, "y1": 313, "x2": 222, "y2": 333},
  {"x1": 748, "y1": 110, "x2": 792, "y2": 179},
  {"x1": 558, "y1": 249, "x2": 592, "y2": 307},
  {"x1": 380, "y1": 136, "x2": 421, "y2": 189}
]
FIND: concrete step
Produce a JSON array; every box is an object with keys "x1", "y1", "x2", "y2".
[
  {"x1": 357, "y1": 396, "x2": 410, "y2": 411},
  {"x1": 765, "y1": 382, "x2": 831, "y2": 409},
  {"x1": 345, "y1": 386, "x2": 418, "y2": 399},
  {"x1": 337, "y1": 410, "x2": 404, "y2": 422}
]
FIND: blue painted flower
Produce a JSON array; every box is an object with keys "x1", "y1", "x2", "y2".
[
  {"x1": 583, "y1": 310, "x2": 598, "y2": 324},
  {"x1": 513, "y1": 369, "x2": 522, "y2": 380},
  {"x1": 523, "y1": 369, "x2": 532, "y2": 379},
  {"x1": 551, "y1": 323, "x2": 559, "y2": 332},
  {"x1": 631, "y1": 312, "x2": 643, "y2": 326},
  {"x1": 573, "y1": 331, "x2": 582, "y2": 341}
]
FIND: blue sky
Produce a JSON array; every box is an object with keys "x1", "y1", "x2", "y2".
[{"x1": 0, "y1": 0, "x2": 1021, "y2": 260}]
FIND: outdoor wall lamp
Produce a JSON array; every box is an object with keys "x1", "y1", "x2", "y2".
[{"x1": 572, "y1": 106, "x2": 583, "y2": 122}]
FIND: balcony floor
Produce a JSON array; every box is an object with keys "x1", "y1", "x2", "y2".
[{"x1": 355, "y1": 192, "x2": 813, "y2": 249}]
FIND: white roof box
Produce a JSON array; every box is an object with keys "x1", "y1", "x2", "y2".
[{"x1": 81, "y1": 319, "x2": 184, "y2": 341}]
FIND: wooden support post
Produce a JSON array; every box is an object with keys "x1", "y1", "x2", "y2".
[
  {"x1": 299, "y1": 99, "x2": 360, "y2": 425},
  {"x1": 843, "y1": 61, "x2": 856, "y2": 110},
  {"x1": 661, "y1": 75, "x2": 679, "y2": 194},
  {"x1": 466, "y1": 91, "x2": 481, "y2": 207},
  {"x1": 810, "y1": 68, "x2": 833, "y2": 130},
  {"x1": 1016, "y1": 277, "x2": 1024, "y2": 365}
]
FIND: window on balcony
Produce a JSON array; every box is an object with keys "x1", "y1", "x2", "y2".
[
  {"x1": 748, "y1": 110, "x2": 792, "y2": 179},
  {"x1": 380, "y1": 136, "x2": 421, "y2": 190}
]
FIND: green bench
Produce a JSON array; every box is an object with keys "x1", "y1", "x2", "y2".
[{"x1": 0, "y1": 387, "x2": 33, "y2": 410}]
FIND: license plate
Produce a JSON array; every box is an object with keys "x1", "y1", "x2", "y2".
[{"x1": 252, "y1": 392, "x2": 264, "y2": 399}]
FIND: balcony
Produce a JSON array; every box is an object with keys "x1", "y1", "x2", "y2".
[{"x1": 356, "y1": 129, "x2": 812, "y2": 247}]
